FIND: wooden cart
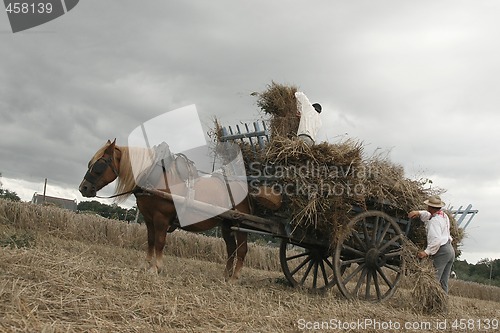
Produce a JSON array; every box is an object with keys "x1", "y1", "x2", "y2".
[
  {"x1": 141, "y1": 120, "x2": 415, "y2": 302},
  {"x1": 143, "y1": 185, "x2": 411, "y2": 302}
]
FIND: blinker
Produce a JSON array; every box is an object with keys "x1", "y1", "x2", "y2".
[
  {"x1": 84, "y1": 157, "x2": 113, "y2": 184},
  {"x1": 92, "y1": 161, "x2": 108, "y2": 174}
]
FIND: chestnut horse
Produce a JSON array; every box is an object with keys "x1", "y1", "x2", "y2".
[{"x1": 79, "y1": 139, "x2": 251, "y2": 281}]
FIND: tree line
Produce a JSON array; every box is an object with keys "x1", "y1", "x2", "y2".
[
  {"x1": 453, "y1": 258, "x2": 500, "y2": 287},
  {"x1": 0, "y1": 173, "x2": 21, "y2": 201},
  {"x1": 77, "y1": 200, "x2": 144, "y2": 223},
  {"x1": 0, "y1": 188, "x2": 20, "y2": 201}
]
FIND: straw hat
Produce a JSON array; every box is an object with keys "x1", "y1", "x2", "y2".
[{"x1": 424, "y1": 195, "x2": 445, "y2": 208}]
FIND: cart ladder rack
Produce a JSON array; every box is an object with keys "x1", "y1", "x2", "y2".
[
  {"x1": 449, "y1": 204, "x2": 478, "y2": 230},
  {"x1": 219, "y1": 121, "x2": 270, "y2": 156}
]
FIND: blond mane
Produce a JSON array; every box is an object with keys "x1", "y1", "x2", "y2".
[
  {"x1": 91, "y1": 142, "x2": 155, "y2": 203},
  {"x1": 89, "y1": 144, "x2": 109, "y2": 165},
  {"x1": 115, "y1": 145, "x2": 156, "y2": 202}
]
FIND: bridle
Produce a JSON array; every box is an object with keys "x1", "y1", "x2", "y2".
[
  {"x1": 83, "y1": 155, "x2": 119, "y2": 185},
  {"x1": 82, "y1": 154, "x2": 131, "y2": 199},
  {"x1": 84, "y1": 152, "x2": 138, "y2": 199}
]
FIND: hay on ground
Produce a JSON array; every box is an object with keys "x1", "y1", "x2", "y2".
[{"x1": 402, "y1": 238, "x2": 449, "y2": 314}]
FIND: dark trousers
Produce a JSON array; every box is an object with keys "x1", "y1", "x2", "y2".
[{"x1": 432, "y1": 241, "x2": 455, "y2": 293}]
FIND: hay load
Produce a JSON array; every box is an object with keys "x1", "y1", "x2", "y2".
[{"x1": 217, "y1": 81, "x2": 464, "y2": 252}]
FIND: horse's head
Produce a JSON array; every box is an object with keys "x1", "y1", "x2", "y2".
[{"x1": 79, "y1": 139, "x2": 120, "y2": 197}]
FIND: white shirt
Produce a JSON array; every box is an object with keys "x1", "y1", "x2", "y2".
[
  {"x1": 417, "y1": 210, "x2": 453, "y2": 256},
  {"x1": 295, "y1": 92, "x2": 322, "y2": 142}
]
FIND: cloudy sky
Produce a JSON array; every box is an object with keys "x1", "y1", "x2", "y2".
[{"x1": 1, "y1": 0, "x2": 499, "y2": 264}]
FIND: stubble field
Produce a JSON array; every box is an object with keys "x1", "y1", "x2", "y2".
[{"x1": 0, "y1": 199, "x2": 498, "y2": 332}]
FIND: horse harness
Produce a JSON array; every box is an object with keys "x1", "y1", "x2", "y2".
[
  {"x1": 133, "y1": 150, "x2": 197, "y2": 233},
  {"x1": 133, "y1": 150, "x2": 197, "y2": 202}
]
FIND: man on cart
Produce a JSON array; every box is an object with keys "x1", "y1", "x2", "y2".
[{"x1": 295, "y1": 91, "x2": 322, "y2": 146}]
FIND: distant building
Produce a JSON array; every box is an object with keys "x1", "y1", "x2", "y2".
[{"x1": 31, "y1": 193, "x2": 78, "y2": 211}]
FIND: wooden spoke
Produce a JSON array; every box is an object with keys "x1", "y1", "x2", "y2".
[
  {"x1": 365, "y1": 269, "x2": 372, "y2": 299},
  {"x1": 290, "y1": 256, "x2": 312, "y2": 276},
  {"x1": 377, "y1": 267, "x2": 396, "y2": 289},
  {"x1": 373, "y1": 270, "x2": 382, "y2": 299},
  {"x1": 384, "y1": 263, "x2": 402, "y2": 273},
  {"x1": 352, "y1": 231, "x2": 367, "y2": 251},
  {"x1": 376, "y1": 220, "x2": 392, "y2": 246},
  {"x1": 340, "y1": 257, "x2": 365, "y2": 266},
  {"x1": 378, "y1": 234, "x2": 403, "y2": 253},
  {"x1": 353, "y1": 266, "x2": 368, "y2": 296},
  {"x1": 323, "y1": 256, "x2": 334, "y2": 270},
  {"x1": 371, "y1": 216, "x2": 379, "y2": 244},
  {"x1": 286, "y1": 251, "x2": 310, "y2": 262},
  {"x1": 362, "y1": 219, "x2": 371, "y2": 245},
  {"x1": 319, "y1": 260, "x2": 330, "y2": 286},
  {"x1": 312, "y1": 261, "x2": 319, "y2": 288},
  {"x1": 342, "y1": 243, "x2": 365, "y2": 257},
  {"x1": 384, "y1": 249, "x2": 403, "y2": 258},
  {"x1": 299, "y1": 260, "x2": 315, "y2": 285},
  {"x1": 341, "y1": 262, "x2": 364, "y2": 285}
]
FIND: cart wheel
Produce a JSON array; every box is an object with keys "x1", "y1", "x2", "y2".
[
  {"x1": 334, "y1": 210, "x2": 405, "y2": 301},
  {"x1": 280, "y1": 238, "x2": 337, "y2": 290}
]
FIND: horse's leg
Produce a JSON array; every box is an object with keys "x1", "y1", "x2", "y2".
[
  {"x1": 232, "y1": 230, "x2": 248, "y2": 280},
  {"x1": 151, "y1": 213, "x2": 171, "y2": 274},
  {"x1": 221, "y1": 222, "x2": 237, "y2": 281},
  {"x1": 144, "y1": 217, "x2": 156, "y2": 272},
  {"x1": 230, "y1": 197, "x2": 251, "y2": 280}
]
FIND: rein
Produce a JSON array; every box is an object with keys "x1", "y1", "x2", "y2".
[{"x1": 95, "y1": 189, "x2": 137, "y2": 199}]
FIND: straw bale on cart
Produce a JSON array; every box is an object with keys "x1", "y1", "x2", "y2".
[{"x1": 215, "y1": 81, "x2": 464, "y2": 252}]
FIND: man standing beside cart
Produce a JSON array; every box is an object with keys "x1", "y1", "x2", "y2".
[{"x1": 408, "y1": 195, "x2": 456, "y2": 293}]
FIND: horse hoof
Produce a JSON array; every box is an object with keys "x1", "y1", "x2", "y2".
[
  {"x1": 226, "y1": 276, "x2": 240, "y2": 284},
  {"x1": 140, "y1": 262, "x2": 150, "y2": 272},
  {"x1": 147, "y1": 266, "x2": 159, "y2": 275}
]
